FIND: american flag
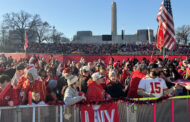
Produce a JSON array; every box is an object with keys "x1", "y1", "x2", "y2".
[{"x1": 156, "y1": 0, "x2": 176, "y2": 50}]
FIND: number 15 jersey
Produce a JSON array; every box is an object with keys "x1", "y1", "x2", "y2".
[{"x1": 138, "y1": 77, "x2": 168, "y2": 97}]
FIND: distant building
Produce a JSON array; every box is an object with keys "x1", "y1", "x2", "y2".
[
  {"x1": 72, "y1": 2, "x2": 154, "y2": 44},
  {"x1": 72, "y1": 30, "x2": 153, "y2": 44}
]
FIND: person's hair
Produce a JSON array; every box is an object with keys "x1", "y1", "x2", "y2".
[
  {"x1": 108, "y1": 71, "x2": 116, "y2": 78},
  {"x1": 137, "y1": 63, "x2": 147, "y2": 72},
  {"x1": 38, "y1": 69, "x2": 46, "y2": 77},
  {"x1": 32, "y1": 91, "x2": 40, "y2": 96},
  {"x1": 47, "y1": 67, "x2": 55, "y2": 75},
  {"x1": 61, "y1": 85, "x2": 68, "y2": 97},
  {"x1": 148, "y1": 63, "x2": 158, "y2": 73},
  {"x1": 148, "y1": 63, "x2": 158, "y2": 69},
  {"x1": 99, "y1": 66, "x2": 106, "y2": 71},
  {"x1": 0, "y1": 75, "x2": 10, "y2": 84},
  {"x1": 32, "y1": 91, "x2": 40, "y2": 100},
  {"x1": 16, "y1": 63, "x2": 25, "y2": 70}
]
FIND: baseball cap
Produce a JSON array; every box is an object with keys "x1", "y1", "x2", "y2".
[{"x1": 91, "y1": 72, "x2": 105, "y2": 81}]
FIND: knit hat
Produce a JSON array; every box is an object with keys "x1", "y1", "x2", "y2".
[
  {"x1": 29, "y1": 57, "x2": 35, "y2": 64},
  {"x1": 67, "y1": 75, "x2": 78, "y2": 86},
  {"x1": 27, "y1": 68, "x2": 38, "y2": 81}
]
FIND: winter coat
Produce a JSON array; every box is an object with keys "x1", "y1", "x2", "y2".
[
  {"x1": 64, "y1": 86, "x2": 82, "y2": 106},
  {"x1": 105, "y1": 82, "x2": 126, "y2": 98}
]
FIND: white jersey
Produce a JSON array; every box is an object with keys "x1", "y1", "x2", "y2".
[{"x1": 138, "y1": 77, "x2": 168, "y2": 97}]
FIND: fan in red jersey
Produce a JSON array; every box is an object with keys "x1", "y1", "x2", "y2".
[{"x1": 0, "y1": 75, "x2": 19, "y2": 106}]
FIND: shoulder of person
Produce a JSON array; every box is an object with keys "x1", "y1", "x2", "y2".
[
  {"x1": 66, "y1": 86, "x2": 76, "y2": 92},
  {"x1": 141, "y1": 77, "x2": 149, "y2": 80},
  {"x1": 157, "y1": 77, "x2": 165, "y2": 82},
  {"x1": 143, "y1": 75, "x2": 150, "y2": 79}
]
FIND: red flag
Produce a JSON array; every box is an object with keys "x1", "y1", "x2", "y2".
[
  {"x1": 156, "y1": 22, "x2": 165, "y2": 51},
  {"x1": 24, "y1": 32, "x2": 28, "y2": 51}
]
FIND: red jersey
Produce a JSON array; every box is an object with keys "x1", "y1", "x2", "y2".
[
  {"x1": 0, "y1": 83, "x2": 19, "y2": 106},
  {"x1": 17, "y1": 76, "x2": 46, "y2": 104},
  {"x1": 86, "y1": 82, "x2": 105, "y2": 102},
  {"x1": 128, "y1": 70, "x2": 146, "y2": 98}
]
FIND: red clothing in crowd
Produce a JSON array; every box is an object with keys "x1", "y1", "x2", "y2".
[
  {"x1": 87, "y1": 79, "x2": 93, "y2": 86},
  {"x1": 106, "y1": 79, "x2": 110, "y2": 85},
  {"x1": 128, "y1": 70, "x2": 146, "y2": 98},
  {"x1": 86, "y1": 81, "x2": 105, "y2": 102},
  {"x1": 101, "y1": 77, "x2": 107, "y2": 89},
  {"x1": 17, "y1": 76, "x2": 46, "y2": 104},
  {"x1": 0, "y1": 67, "x2": 4, "y2": 71},
  {"x1": 121, "y1": 70, "x2": 130, "y2": 86},
  {"x1": 178, "y1": 69, "x2": 186, "y2": 79},
  {"x1": 0, "y1": 83, "x2": 19, "y2": 106}
]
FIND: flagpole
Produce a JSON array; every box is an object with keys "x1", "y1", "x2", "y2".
[
  {"x1": 25, "y1": 31, "x2": 26, "y2": 58},
  {"x1": 151, "y1": 41, "x2": 156, "y2": 62},
  {"x1": 163, "y1": 47, "x2": 167, "y2": 59}
]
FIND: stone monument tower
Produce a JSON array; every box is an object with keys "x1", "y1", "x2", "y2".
[{"x1": 111, "y1": 2, "x2": 117, "y2": 36}]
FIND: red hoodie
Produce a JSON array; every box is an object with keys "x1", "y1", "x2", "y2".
[
  {"x1": 86, "y1": 82, "x2": 105, "y2": 102},
  {"x1": 128, "y1": 70, "x2": 146, "y2": 98}
]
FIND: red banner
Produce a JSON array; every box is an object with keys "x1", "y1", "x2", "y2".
[
  {"x1": 80, "y1": 103, "x2": 119, "y2": 122},
  {"x1": 1, "y1": 53, "x2": 187, "y2": 65}
]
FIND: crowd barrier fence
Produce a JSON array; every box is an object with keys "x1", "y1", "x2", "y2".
[{"x1": 0, "y1": 96, "x2": 190, "y2": 122}]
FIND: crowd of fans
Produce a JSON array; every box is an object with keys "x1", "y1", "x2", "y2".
[
  {"x1": 0, "y1": 54, "x2": 189, "y2": 106},
  {"x1": 1, "y1": 42, "x2": 190, "y2": 55}
]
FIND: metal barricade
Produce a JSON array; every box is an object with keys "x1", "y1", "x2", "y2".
[{"x1": 0, "y1": 98, "x2": 189, "y2": 122}]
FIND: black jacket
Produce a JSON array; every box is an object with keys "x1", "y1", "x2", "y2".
[{"x1": 105, "y1": 82, "x2": 126, "y2": 98}]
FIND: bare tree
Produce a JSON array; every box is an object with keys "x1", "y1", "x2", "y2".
[
  {"x1": 51, "y1": 26, "x2": 63, "y2": 43},
  {"x1": 176, "y1": 25, "x2": 190, "y2": 45},
  {"x1": 2, "y1": 10, "x2": 42, "y2": 43},
  {"x1": 0, "y1": 25, "x2": 9, "y2": 47},
  {"x1": 35, "y1": 21, "x2": 51, "y2": 43}
]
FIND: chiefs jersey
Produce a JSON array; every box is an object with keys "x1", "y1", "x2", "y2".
[
  {"x1": 138, "y1": 77, "x2": 168, "y2": 97},
  {"x1": 0, "y1": 82, "x2": 19, "y2": 106},
  {"x1": 17, "y1": 76, "x2": 46, "y2": 104}
]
